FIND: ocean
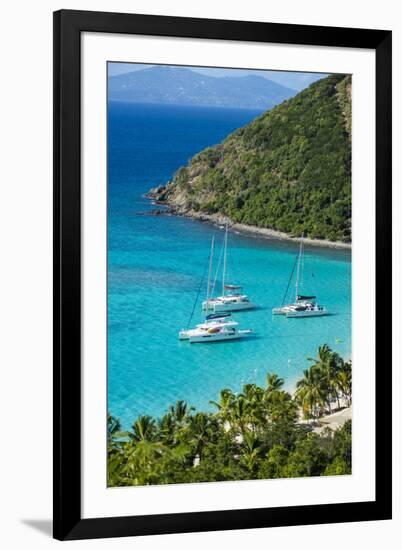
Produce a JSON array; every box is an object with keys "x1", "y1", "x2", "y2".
[{"x1": 108, "y1": 100, "x2": 351, "y2": 429}]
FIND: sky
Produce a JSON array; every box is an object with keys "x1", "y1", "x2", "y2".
[{"x1": 108, "y1": 63, "x2": 327, "y2": 91}]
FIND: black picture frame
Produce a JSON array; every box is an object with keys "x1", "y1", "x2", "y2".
[{"x1": 53, "y1": 9, "x2": 392, "y2": 541}]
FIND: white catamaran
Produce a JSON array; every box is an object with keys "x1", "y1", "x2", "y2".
[
  {"x1": 179, "y1": 313, "x2": 238, "y2": 341},
  {"x1": 272, "y1": 235, "x2": 328, "y2": 318},
  {"x1": 188, "y1": 323, "x2": 253, "y2": 343},
  {"x1": 202, "y1": 227, "x2": 256, "y2": 312},
  {"x1": 179, "y1": 236, "x2": 253, "y2": 343}
]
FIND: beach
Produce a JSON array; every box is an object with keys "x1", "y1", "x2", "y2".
[
  {"x1": 146, "y1": 199, "x2": 352, "y2": 250},
  {"x1": 312, "y1": 406, "x2": 352, "y2": 433}
]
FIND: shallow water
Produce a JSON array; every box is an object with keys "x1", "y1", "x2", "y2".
[{"x1": 108, "y1": 101, "x2": 351, "y2": 428}]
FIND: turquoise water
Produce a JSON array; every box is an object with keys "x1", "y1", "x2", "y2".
[{"x1": 108, "y1": 101, "x2": 351, "y2": 428}]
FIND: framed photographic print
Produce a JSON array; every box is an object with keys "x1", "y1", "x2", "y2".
[{"x1": 53, "y1": 9, "x2": 392, "y2": 540}]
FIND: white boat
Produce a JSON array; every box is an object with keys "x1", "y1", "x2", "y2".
[
  {"x1": 272, "y1": 296, "x2": 317, "y2": 315},
  {"x1": 179, "y1": 238, "x2": 238, "y2": 340},
  {"x1": 203, "y1": 285, "x2": 255, "y2": 312},
  {"x1": 179, "y1": 313, "x2": 237, "y2": 340},
  {"x1": 179, "y1": 237, "x2": 253, "y2": 342},
  {"x1": 272, "y1": 234, "x2": 328, "y2": 317},
  {"x1": 202, "y1": 227, "x2": 256, "y2": 312},
  {"x1": 285, "y1": 303, "x2": 328, "y2": 318},
  {"x1": 189, "y1": 325, "x2": 253, "y2": 344}
]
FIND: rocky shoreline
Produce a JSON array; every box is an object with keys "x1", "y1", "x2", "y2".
[{"x1": 146, "y1": 186, "x2": 352, "y2": 251}]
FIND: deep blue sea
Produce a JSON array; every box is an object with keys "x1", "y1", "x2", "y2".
[{"x1": 108, "y1": 101, "x2": 351, "y2": 429}]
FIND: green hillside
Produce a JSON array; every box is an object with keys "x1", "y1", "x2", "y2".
[{"x1": 149, "y1": 74, "x2": 352, "y2": 242}]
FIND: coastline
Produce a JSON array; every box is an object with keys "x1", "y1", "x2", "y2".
[
  {"x1": 312, "y1": 405, "x2": 352, "y2": 433},
  {"x1": 146, "y1": 196, "x2": 352, "y2": 251}
]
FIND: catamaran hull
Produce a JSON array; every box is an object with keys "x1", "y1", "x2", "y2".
[
  {"x1": 189, "y1": 333, "x2": 241, "y2": 343},
  {"x1": 189, "y1": 330, "x2": 252, "y2": 343},
  {"x1": 286, "y1": 309, "x2": 328, "y2": 318},
  {"x1": 273, "y1": 301, "x2": 317, "y2": 315},
  {"x1": 272, "y1": 307, "x2": 292, "y2": 315},
  {"x1": 202, "y1": 301, "x2": 256, "y2": 312},
  {"x1": 179, "y1": 318, "x2": 238, "y2": 340}
]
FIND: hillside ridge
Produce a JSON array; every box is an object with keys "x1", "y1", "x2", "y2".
[{"x1": 147, "y1": 75, "x2": 352, "y2": 244}]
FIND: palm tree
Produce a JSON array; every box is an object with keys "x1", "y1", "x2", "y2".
[
  {"x1": 266, "y1": 389, "x2": 297, "y2": 423},
  {"x1": 107, "y1": 413, "x2": 129, "y2": 451},
  {"x1": 210, "y1": 388, "x2": 235, "y2": 429},
  {"x1": 108, "y1": 413, "x2": 121, "y2": 444},
  {"x1": 188, "y1": 413, "x2": 218, "y2": 460},
  {"x1": 109, "y1": 415, "x2": 164, "y2": 486},
  {"x1": 295, "y1": 368, "x2": 327, "y2": 423},
  {"x1": 337, "y1": 360, "x2": 352, "y2": 406},
  {"x1": 230, "y1": 395, "x2": 249, "y2": 436},
  {"x1": 130, "y1": 415, "x2": 156, "y2": 443},
  {"x1": 121, "y1": 437, "x2": 165, "y2": 486},
  {"x1": 240, "y1": 431, "x2": 261, "y2": 473},
  {"x1": 157, "y1": 412, "x2": 176, "y2": 445},
  {"x1": 168, "y1": 400, "x2": 192, "y2": 425},
  {"x1": 308, "y1": 344, "x2": 341, "y2": 412},
  {"x1": 266, "y1": 372, "x2": 285, "y2": 393},
  {"x1": 239, "y1": 384, "x2": 265, "y2": 432}
]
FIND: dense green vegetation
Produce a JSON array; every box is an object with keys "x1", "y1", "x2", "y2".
[
  {"x1": 108, "y1": 345, "x2": 352, "y2": 486},
  {"x1": 154, "y1": 75, "x2": 351, "y2": 242}
]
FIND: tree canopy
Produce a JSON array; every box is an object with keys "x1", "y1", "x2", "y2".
[{"x1": 108, "y1": 345, "x2": 352, "y2": 486}]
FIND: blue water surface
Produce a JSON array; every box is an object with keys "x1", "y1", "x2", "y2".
[{"x1": 108, "y1": 101, "x2": 351, "y2": 428}]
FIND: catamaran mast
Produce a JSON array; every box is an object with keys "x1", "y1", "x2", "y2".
[
  {"x1": 206, "y1": 236, "x2": 215, "y2": 307},
  {"x1": 222, "y1": 226, "x2": 228, "y2": 296},
  {"x1": 295, "y1": 233, "x2": 304, "y2": 301}
]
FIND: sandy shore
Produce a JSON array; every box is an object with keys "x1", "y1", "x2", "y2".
[
  {"x1": 312, "y1": 406, "x2": 352, "y2": 433},
  {"x1": 147, "y1": 198, "x2": 351, "y2": 250},
  {"x1": 224, "y1": 404, "x2": 351, "y2": 439},
  {"x1": 225, "y1": 220, "x2": 351, "y2": 250}
]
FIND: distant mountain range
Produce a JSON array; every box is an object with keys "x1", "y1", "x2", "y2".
[{"x1": 108, "y1": 66, "x2": 297, "y2": 110}]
